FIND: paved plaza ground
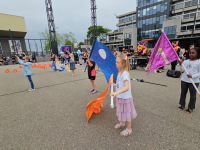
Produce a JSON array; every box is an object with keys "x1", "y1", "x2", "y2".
[{"x1": 0, "y1": 62, "x2": 200, "y2": 150}]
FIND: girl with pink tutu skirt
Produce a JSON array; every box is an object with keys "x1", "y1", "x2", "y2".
[{"x1": 110, "y1": 55, "x2": 137, "y2": 136}]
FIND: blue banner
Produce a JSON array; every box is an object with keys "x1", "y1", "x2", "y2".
[{"x1": 90, "y1": 40, "x2": 118, "y2": 83}]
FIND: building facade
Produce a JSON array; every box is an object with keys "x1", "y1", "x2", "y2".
[
  {"x1": 136, "y1": 0, "x2": 171, "y2": 48},
  {"x1": 0, "y1": 13, "x2": 27, "y2": 56},
  {"x1": 136, "y1": 0, "x2": 200, "y2": 48},
  {"x1": 102, "y1": 11, "x2": 137, "y2": 50},
  {"x1": 163, "y1": 0, "x2": 200, "y2": 47},
  {"x1": 101, "y1": 0, "x2": 200, "y2": 50}
]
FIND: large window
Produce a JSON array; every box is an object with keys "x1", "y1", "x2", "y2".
[
  {"x1": 138, "y1": 4, "x2": 169, "y2": 17},
  {"x1": 160, "y1": 16, "x2": 163, "y2": 24},
  {"x1": 146, "y1": 19, "x2": 149, "y2": 25},
  {"x1": 153, "y1": 6, "x2": 157, "y2": 14},
  {"x1": 140, "y1": 10, "x2": 143, "y2": 17},
  {"x1": 119, "y1": 27, "x2": 124, "y2": 31},
  {"x1": 149, "y1": 18, "x2": 152, "y2": 24},
  {"x1": 149, "y1": 7, "x2": 153, "y2": 15},
  {"x1": 124, "y1": 33, "x2": 132, "y2": 39},
  {"x1": 153, "y1": 17, "x2": 156, "y2": 24},
  {"x1": 181, "y1": 26, "x2": 187, "y2": 31},
  {"x1": 164, "y1": 26, "x2": 177, "y2": 35},
  {"x1": 172, "y1": 26, "x2": 176, "y2": 33},
  {"x1": 164, "y1": 26, "x2": 176, "y2": 39},
  {"x1": 141, "y1": 0, "x2": 144, "y2": 7},
  {"x1": 164, "y1": 27, "x2": 168, "y2": 34},
  {"x1": 172, "y1": 2, "x2": 184, "y2": 10},
  {"x1": 157, "y1": 4, "x2": 160, "y2": 12},
  {"x1": 137, "y1": 0, "x2": 165, "y2": 8},
  {"x1": 160, "y1": 4, "x2": 165, "y2": 12},
  {"x1": 196, "y1": 24, "x2": 200, "y2": 29},
  {"x1": 138, "y1": 10, "x2": 140, "y2": 17},
  {"x1": 116, "y1": 34, "x2": 123, "y2": 40},
  {"x1": 129, "y1": 16, "x2": 133, "y2": 21},
  {"x1": 143, "y1": 9, "x2": 146, "y2": 16},
  {"x1": 185, "y1": 0, "x2": 198, "y2": 7},
  {"x1": 133, "y1": 15, "x2": 136, "y2": 20},
  {"x1": 146, "y1": 8, "x2": 150, "y2": 15},
  {"x1": 192, "y1": 0, "x2": 198, "y2": 5}
]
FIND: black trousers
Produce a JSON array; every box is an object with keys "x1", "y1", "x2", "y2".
[
  {"x1": 171, "y1": 60, "x2": 177, "y2": 70},
  {"x1": 179, "y1": 81, "x2": 199, "y2": 109}
]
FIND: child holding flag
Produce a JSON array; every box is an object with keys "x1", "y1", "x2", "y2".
[
  {"x1": 16, "y1": 56, "x2": 35, "y2": 91},
  {"x1": 178, "y1": 48, "x2": 200, "y2": 113},
  {"x1": 87, "y1": 59, "x2": 98, "y2": 94},
  {"x1": 110, "y1": 55, "x2": 137, "y2": 136}
]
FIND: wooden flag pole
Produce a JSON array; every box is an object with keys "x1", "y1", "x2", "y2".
[
  {"x1": 181, "y1": 61, "x2": 200, "y2": 97},
  {"x1": 110, "y1": 84, "x2": 114, "y2": 108}
]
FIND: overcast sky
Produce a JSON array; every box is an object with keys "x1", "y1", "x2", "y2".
[{"x1": 1, "y1": 0, "x2": 136, "y2": 43}]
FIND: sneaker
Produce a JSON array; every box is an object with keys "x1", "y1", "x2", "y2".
[
  {"x1": 28, "y1": 88, "x2": 35, "y2": 92},
  {"x1": 160, "y1": 69, "x2": 164, "y2": 72},
  {"x1": 157, "y1": 70, "x2": 161, "y2": 73}
]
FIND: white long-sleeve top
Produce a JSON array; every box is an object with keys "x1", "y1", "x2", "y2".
[{"x1": 180, "y1": 59, "x2": 200, "y2": 83}]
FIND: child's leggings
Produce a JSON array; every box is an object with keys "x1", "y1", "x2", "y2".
[
  {"x1": 27, "y1": 75, "x2": 34, "y2": 89},
  {"x1": 179, "y1": 81, "x2": 199, "y2": 109}
]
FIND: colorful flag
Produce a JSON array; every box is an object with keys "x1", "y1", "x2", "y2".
[
  {"x1": 86, "y1": 75, "x2": 113, "y2": 122},
  {"x1": 146, "y1": 31, "x2": 179, "y2": 75},
  {"x1": 79, "y1": 56, "x2": 86, "y2": 68},
  {"x1": 90, "y1": 40, "x2": 118, "y2": 83},
  {"x1": 51, "y1": 62, "x2": 65, "y2": 71}
]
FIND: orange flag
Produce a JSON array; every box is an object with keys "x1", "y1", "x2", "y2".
[{"x1": 86, "y1": 74, "x2": 113, "y2": 123}]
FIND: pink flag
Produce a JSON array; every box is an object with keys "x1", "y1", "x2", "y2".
[{"x1": 146, "y1": 31, "x2": 179, "y2": 75}]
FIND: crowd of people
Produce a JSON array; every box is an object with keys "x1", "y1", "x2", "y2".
[
  {"x1": 3, "y1": 41, "x2": 200, "y2": 137},
  {"x1": 0, "y1": 52, "x2": 37, "y2": 66}
]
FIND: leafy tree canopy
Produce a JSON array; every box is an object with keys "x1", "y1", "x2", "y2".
[
  {"x1": 87, "y1": 26, "x2": 111, "y2": 45},
  {"x1": 39, "y1": 29, "x2": 77, "y2": 51},
  {"x1": 78, "y1": 42, "x2": 85, "y2": 46}
]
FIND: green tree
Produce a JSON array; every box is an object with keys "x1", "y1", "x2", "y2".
[
  {"x1": 78, "y1": 42, "x2": 85, "y2": 46},
  {"x1": 87, "y1": 26, "x2": 111, "y2": 45},
  {"x1": 39, "y1": 29, "x2": 77, "y2": 51},
  {"x1": 63, "y1": 32, "x2": 77, "y2": 49},
  {"x1": 39, "y1": 29, "x2": 64, "y2": 52},
  {"x1": 65, "y1": 40, "x2": 73, "y2": 49}
]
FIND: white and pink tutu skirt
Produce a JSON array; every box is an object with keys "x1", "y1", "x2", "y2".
[{"x1": 116, "y1": 97, "x2": 137, "y2": 122}]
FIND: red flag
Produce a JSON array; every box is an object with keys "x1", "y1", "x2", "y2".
[{"x1": 86, "y1": 75, "x2": 113, "y2": 122}]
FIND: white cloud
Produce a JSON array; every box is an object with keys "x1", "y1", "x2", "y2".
[{"x1": 0, "y1": 0, "x2": 136, "y2": 43}]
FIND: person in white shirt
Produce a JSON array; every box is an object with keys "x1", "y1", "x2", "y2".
[
  {"x1": 178, "y1": 48, "x2": 200, "y2": 113},
  {"x1": 110, "y1": 55, "x2": 137, "y2": 137}
]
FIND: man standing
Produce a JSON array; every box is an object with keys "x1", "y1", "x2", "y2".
[{"x1": 171, "y1": 41, "x2": 180, "y2": 70}]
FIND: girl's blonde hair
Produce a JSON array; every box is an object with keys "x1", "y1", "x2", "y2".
[
  {"x1": 70, "y1": 53, "x2": 74, "y2": 59},
  {"x1": 117, "y1": 55, "x2": 130, "y2": 75}
]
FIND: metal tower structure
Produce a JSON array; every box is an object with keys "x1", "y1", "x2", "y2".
[
  {"x1": 90, "y1": 0, "x2": 97, "y2": 40},
  {"x1": 45, "y1": 0, "x2": 58, "y2": 54}
]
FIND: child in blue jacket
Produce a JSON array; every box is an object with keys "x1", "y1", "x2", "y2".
[{"x1": 16, "y1": 56, "x2": 35, "y2": 91}]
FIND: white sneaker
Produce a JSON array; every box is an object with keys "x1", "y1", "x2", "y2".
[
  {"x1": 154, "y1": 70, "x2": 157, "y2": 73},
  {"x1": 28, "y1": 88, "x2": 35, "y2": 92}
]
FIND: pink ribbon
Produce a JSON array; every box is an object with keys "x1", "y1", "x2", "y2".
[{"x1": 125, "y1": 56, "x2": 127, "y2": 60}]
